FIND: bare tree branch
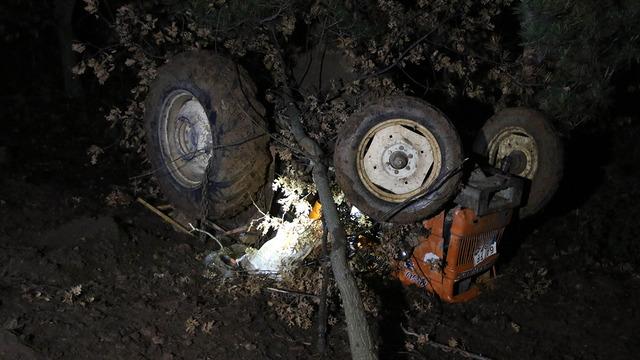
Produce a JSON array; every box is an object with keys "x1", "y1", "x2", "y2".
[
  {"x1": 265, "y1": 22, "x2": 377, "y2": 357},
  {"x1": 285, "y1": 100, "x2": 377, "y2": 360}
]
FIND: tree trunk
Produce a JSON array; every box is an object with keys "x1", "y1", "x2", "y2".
[
  {"x1": 269, "y1": 21, "x2": 377, "y2": 356},
  {"x1": 315, "y1": 161, "x2": 377, "y2": 360},
  {"x1": 287, "y1": 108, "x2": 377, "y2": 360}
]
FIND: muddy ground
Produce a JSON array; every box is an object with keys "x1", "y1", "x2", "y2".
[{"x1": 0, "y1": 95, "x2": 638, "y2": 360}]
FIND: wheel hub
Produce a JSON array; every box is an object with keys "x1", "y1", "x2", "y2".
[
  {"x1": 358, "y1": 119, "x2": 441, "y2": 202},
  {"x1": 381, "y1": 143, "x2": 418, "y2": 178},
  {"x1": 176, "y1": 116, "x2": 199, "y2": 160},
  {"x1": 159, "y1": 90, "x2": 213, "y2": 188},
  {"x1": 487, "y1": 127, "x2": 538, "y2": 179},
  {"x1": 389, "y1": 150, "x2": 409, "y2": 169},
  {"x1": 502, "y1": 150, "x2": 527, "y2": 174}
]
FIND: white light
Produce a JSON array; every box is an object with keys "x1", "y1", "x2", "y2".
[{"x1": 242, "y1": 219, "x2": 321, "y2": 276}]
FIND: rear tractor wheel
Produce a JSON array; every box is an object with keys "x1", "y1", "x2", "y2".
[{"x1": 144, "y1": 51, "x2": 272, "y2": 229}]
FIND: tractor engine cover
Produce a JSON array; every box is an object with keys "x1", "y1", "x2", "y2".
[
  {"x1": 397, "y1": 207, "x2": 512, "y2": 302},
  {"x1": 396, "y1": 167, "x2": 523, "y2": 302}
]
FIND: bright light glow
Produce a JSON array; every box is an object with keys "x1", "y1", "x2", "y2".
[{"x1": 242, "y1": 218, "x2": 321, "y2": 275}]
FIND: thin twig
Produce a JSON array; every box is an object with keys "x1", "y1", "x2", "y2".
[
  {"x1": 203, "y1": 219, "x2": 227, "y2": 233},
  {"x1": 136, "y1": 198, "x2": 192, "y2": 235},
  {"x1": 400, "y1": 324, "x2": 493, "y2": 360},
  {"x1": 222, "y1": 225, "x2": 248, "y2": 236},
  {"x1": 188, "y1": 223, "x2": 224, "y2": 250},
  {"x1": 265, "y1": 287, "x2": 319, "y2": 300},
  {"x1": 259, "y1": 7, "x2": 286, "y2": 24}
]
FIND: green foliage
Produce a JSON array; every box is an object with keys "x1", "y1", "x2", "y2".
[{"x1": 518, "y1": 0, "x2": 640, "y2": 128}]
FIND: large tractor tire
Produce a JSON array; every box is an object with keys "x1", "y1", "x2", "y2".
[
  {"x1": 334, "y1": 96, "x2": 464, "y2": 223},
  {"x1": 144, "y1": 51, "x2": 272, "y2": 226},
  {"x1": 473, "y1": 107, "x2": 563, "y2": 218}
]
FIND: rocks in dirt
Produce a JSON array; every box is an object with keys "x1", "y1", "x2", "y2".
[
  {"x1": 241, "y1": 342, "x2": 257, "y2": 351},
  {"x1": 140, "y1": 326, "x2": 164, "y2": 345},
  {"x1": 3, "y1": 318, "x2": 21, "y2": 332}
]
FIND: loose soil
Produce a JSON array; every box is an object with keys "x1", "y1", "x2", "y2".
[{"x1": 0, "y1": 98, "x2": 639, "y2": 360}]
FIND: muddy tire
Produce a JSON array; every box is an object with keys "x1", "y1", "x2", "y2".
[
  {"x1": 144, "y1": 51, "x2": 271, "y2": 224},
  {"x1": 473, "y1": 107, "x2": 563, "y2": 218},
  {"x1": 334, "y1": 96, "x2": 463, "y2": 223}
]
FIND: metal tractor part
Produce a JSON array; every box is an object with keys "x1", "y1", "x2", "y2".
[{"x1": 396, "y1": 167, "x2": 523, "y2": 303}]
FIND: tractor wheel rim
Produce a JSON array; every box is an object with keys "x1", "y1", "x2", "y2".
[
  {"x1": 487, "y1": 126, "x2": 538, "y2": 179},
  {"x1": 356, "y1": 119, "x2": 442, "y2": 203},
  {"x1": 159, "y1": 89, "x2": 212, "y2": 189}
]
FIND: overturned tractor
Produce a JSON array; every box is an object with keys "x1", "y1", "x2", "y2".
[{"x1": 143, "y1": 51, "x2": 563, "y2": 302}]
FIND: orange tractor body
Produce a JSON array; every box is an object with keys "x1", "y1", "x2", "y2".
[{"x1": 395, "y1": 168, "x2": 522, "y2": 302}]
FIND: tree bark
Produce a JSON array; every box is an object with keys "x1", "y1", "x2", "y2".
[
  {"x1": 268, "y1": 22, "x2": 376, "y2": 357},
  {"x1": 317, "y1": 222, "x2": 329, "y2": 353},
  {"x1": 287, "y1": 107, "x2": 377, "y2": 360}
]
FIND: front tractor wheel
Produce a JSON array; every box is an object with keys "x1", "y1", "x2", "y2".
[
  {"x1": 473, "y1": 107, "x2": 564, "y2": 218},
  {"x1": 144, "y1": 51, "x2": 272, "y2": 227},
  {"x1": 334, "y1": 96, "x2": 464, "y2": 223}
]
